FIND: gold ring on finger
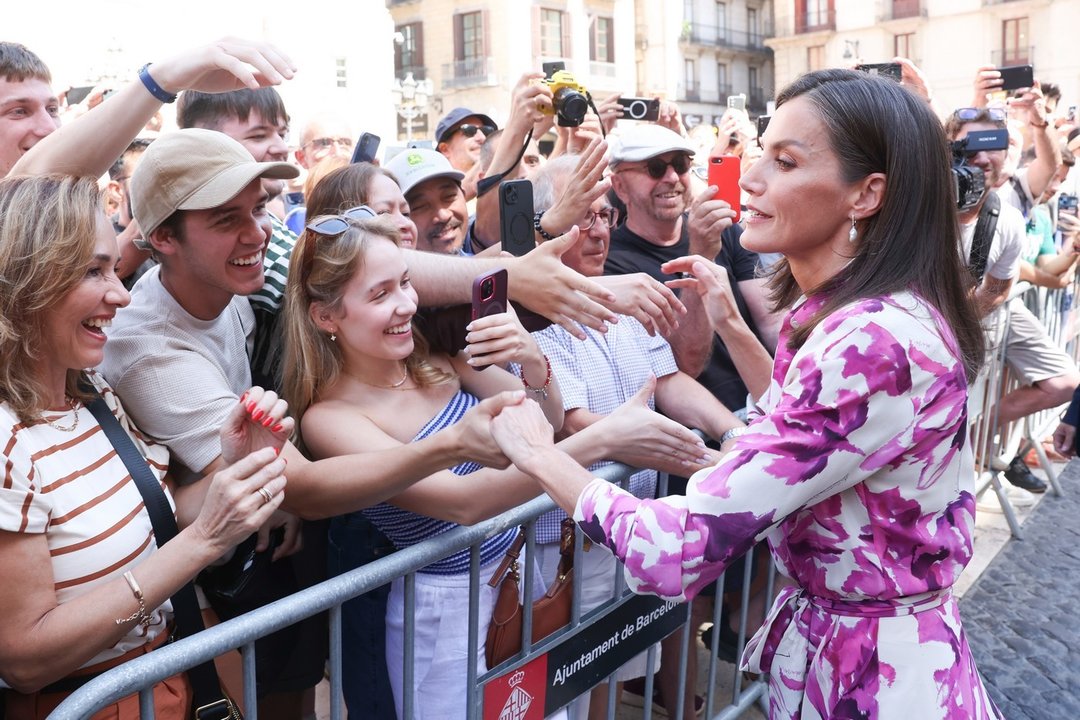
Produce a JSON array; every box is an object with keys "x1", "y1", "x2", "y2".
[{"x1": 258, "y1": 486, "x2": 274, "y2": 505}]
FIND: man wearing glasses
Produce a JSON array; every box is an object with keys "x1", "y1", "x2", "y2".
[
  {"x1": 295, "y1": 113, "x2": 354, "y2": 170},
  {"x1": 435, "y1": 106, "x2": 497, "y2": 201}
]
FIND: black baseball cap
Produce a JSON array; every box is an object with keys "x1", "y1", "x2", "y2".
[{"x1": 435, "y1": 107, "x2": 497, "y2": 144}]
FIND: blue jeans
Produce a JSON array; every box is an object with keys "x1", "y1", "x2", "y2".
[{"x1": 327, "y1": 512, "x2": 397, "y2": 720}]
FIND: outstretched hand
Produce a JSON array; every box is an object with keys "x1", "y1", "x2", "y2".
[
  {"x1": 508, "y1": 226, "x2": 618, "y2": 339},
  {"x1": 489, "y1": 399, "x2": 557, "y2": 472},
  {"x1": 220, "y1": 387, "x2": 295, "y2": 467},
  {"x1": 596, "y1": 377, "x2": 711, "y2": 474},
  {"x1": 452, "y1": 390, "x2": 528, "y2": 468},
  {"x1": 150, "y1": 37, "x2": 297, "y2": 96},
  {"x1": 664, "y1": 255, "x2": 741, "y2": 331}
]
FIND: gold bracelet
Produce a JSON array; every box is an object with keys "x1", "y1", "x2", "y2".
[{"x1": 115, "y1": 570, "x2": 153, "y2": 630}]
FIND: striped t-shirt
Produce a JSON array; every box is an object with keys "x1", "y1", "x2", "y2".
[{"x1": 0, "y1": 372, "x2": 174, "y2": 668}]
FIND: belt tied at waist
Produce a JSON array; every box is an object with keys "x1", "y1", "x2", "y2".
[{"x1": 740, "y1": 585, "x2": 952, "y2": 716}]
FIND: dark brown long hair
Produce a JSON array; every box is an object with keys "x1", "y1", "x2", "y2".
[{"x1": 767, "y1": 69, "x2": 985, "y2": 382}]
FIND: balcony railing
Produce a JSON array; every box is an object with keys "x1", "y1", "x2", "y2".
[
  {"x1": 681, "y1": 23, "x2": 774, "y2": 51},
  {"x1": 797, "y1": 8, "x2": 836, "y2": 34},
  {"x1": 680, "y1": 82, "x2": 701, "y2": 103},
  {"x1": 748, "y1": 86, "x2": 769, "y2": 113},
  {"x1": 991, "y1": 46, "x2": 1033, "y2": 67},
  {"x1": 717, "y1": 83, "x2": 733, "y2": 102},
  {"x1": 441, "y1": 56, "x2": 497, "y2": 90},
  {"x1": 879, "y1": 0, "x2": 926, "y2": 21}
]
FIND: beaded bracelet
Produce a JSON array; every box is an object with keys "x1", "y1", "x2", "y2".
[
  {"x1": 533, "y1": 211, "x2": 557, "y2": 241},
  {"x1": 521, "y1": 355, "x2": 552, "y2": 401},
  {"x1": 115, "y1": 570, "x2": 153, "y2": 630}
]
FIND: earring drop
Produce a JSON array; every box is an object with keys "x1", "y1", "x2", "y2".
[
  {"x1": 848, "y1": 214, "x2": 858, "y2": 243},
  {"x1": 330, "y1": 332, "x2": 337, "y2": 342}
]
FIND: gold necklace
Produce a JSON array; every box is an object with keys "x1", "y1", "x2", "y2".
[
  {"x1": 349, "y1": 365, "x2": 411, "y2": 390},
  {"x1": 45, "y1": 397, "x2": 80, "y2": 433}
]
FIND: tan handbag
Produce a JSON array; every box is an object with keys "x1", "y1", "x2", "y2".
[{"x1": 485, "y1": 518, "x2": 580, "y2": 668}]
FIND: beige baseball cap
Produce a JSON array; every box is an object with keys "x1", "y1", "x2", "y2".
[{"x1": 130, "y1": 128, "x2": 299, "y2": 237}]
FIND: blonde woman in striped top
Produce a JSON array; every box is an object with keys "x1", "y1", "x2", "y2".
[{"x1": 0, "y1": 175, "x2": 293, "y2": 720}]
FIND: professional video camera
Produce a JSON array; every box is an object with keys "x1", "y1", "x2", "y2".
[
  {"x1": 541, "y1": 69, "x2": 591, "y2": 127},
  {"x1": 950, "y1": 128, "x2": 1009, "y2": 211}
]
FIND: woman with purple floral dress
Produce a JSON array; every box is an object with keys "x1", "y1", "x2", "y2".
[{"x1": 486, "y1": 69, "x2": 1003, "y2": 719}]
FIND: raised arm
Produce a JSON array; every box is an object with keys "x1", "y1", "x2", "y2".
[{"x1": 11, "y1": 38, "x2": 296, "y2": 178}]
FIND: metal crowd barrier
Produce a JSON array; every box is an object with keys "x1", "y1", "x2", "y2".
[
  {"x1": 52, "y1": 279, "x2": 1080, "y2": 719},
  {"x1": 968, "y1": 276, "x2": 1078, "y2": 537},
  {"x1": 50, "y1": 460, "x2": 775, "y2": 720}
]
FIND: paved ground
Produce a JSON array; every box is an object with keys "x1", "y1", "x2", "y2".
[{"x1": 959, "y1": 459, "x2": 1080, "y2": 720}]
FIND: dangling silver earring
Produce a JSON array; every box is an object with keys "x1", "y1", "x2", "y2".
[
  {"x1": 848, "y1": 214, "x2": 858, "y2": 243},
  {"x1": 330, "y1": 332, "x2": 337, "y2": 342}
]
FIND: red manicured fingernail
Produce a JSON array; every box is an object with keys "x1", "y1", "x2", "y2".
[
  {"x1": 262, "y1": 416, "x2": 274, "y2": 427},
  {"x1": 252, "y1": 409, "x2": 264, "y2": 421},
  {"x1": 272, "y1": 423, "x2": 284, "y2": 432},
  {"x1": 246, "y1": 401, "x2": 257, "y2": 413},
  {"x1": 273, "y1": 447, "x2": 280, "y2": 455},
  {"x1": 240, "y1": 392, "x2": 248, "y2": 403}
]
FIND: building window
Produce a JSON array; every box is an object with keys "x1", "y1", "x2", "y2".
[
  {"x1": 716, "y1": 1, "x2": 727, "y2": 32},
  {"x1": 684, "y1": 0, "x2": 694, "y2": 23},
  {"x1": 717, "y1": 62, "x2": 729, "y2": 97},
  {"x1": 797, "y1": 0, "x2": 834, "y2": 32},
  {"x1": 590, "y1": 16, "x2": 614, "y2": 63},
  {"x1": 807, "y1": 45, "x2": 825, "y2": 71},
  {"x1": 685, "y1": 58, "x2": 698, "y2": 100},
  {"x1": 335, "y1": 57, "x2": 347, "y2": 88},
  {"x1": 454, "y1": 11, "x2": 484, "y2": 62},
  {"x1": 395, "y1": 22, "x2": 424, "y2": 77},
  {"x1": 1002, "y1": 17, "x2": 1029, "y2": 65},
  {"x1": 748, "y1": 66, "x2": 759, "y2": 93},
  {"x1": 894, "y1": 32, "x2": 914, "y2": 60},
  {"x1": 541, "y1": 8, "x2": 566, "y2": 57}
]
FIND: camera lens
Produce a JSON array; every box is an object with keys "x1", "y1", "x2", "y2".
[
  {"x1": 481, "y1": 278, "x2": 494, "y2": 299},
  {"x1": 628, "y1": 100, "x2": 647, "y2": 119},
  {"x1": 554, "y1": 88, "x2": 588, "y2": 127}
]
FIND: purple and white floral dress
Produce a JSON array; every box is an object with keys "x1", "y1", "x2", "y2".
[{"x1": 573, "y1": 291, "x2": 1002, "y2": 719}]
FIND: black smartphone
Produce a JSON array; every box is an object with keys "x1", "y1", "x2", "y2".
[
  {"x1": 499, "y1": 179, "x2": 536, "y2": 257},
  {"x1": 1059, "y1": 193, "x2": 1079, "y2": 217},
  {"x1": 856, "y1": 63, "x2": 902, "y2": 82},
  {"x1": 617, "y1": 97, "x2": 660, "y2": 122},
  {"x1": 756, "y1": 115, "x2": 772, "y2": 139},
  {"x1": 542, "y1": 61, "x2": 566, "y2": 80},
  {"x1": 350, "y1": 132, "x2": 381, "y2": 164},
  {"x1": 997, "y1": 64, "x2": 1034, "y2": 92}
]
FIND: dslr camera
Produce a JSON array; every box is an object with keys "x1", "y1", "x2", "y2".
[
  {"x1": 542, "y1": 69, "x2": 591, "y2": 127},
  {"x1": 950, "y1": 129, "x2": 1008, "y2": 211}
]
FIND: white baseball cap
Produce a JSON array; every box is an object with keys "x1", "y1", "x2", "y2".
[
  {"x1": 384, "y1": 148, "x2": 466, "y2": 197},
  {"x1": 608, "y1": 124, "x2": 696, "y2": 166}
]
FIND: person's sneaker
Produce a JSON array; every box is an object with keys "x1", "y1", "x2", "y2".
[
  {"x1": 700, "y1": 621, "x2": 741, "y2": 664},
  {"x1": 977, "y1": 485, "x2": 1038, "y2": 514},
  {"x1": 1003, "y1": 456, "x2": 1047, "y2": 493}
]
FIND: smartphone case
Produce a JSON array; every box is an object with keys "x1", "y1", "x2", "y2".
[
  {"x1": 708, "y1": 155, "x2": 742, "y2": 223},
  {"x1": 500, "y1": 180, "x2": 536, "y2": 257}
]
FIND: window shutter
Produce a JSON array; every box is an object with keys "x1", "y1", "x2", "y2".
[
  {"x1": 416, "y1": 23, "x2": 425, "y2": 68},
  {"x1": 454, "y1": 14, "x2": 464, "y2": 61},
  {"x1": 562, "y1": 10, "x2": 571, "y2": 59},
  {"x1": 589, "y1": 16, "x2": 596, "y2": 61}
]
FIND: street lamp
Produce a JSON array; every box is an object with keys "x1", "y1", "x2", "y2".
[{"x1": 392, "y1": 72, "x2": 433, "y2": 143}]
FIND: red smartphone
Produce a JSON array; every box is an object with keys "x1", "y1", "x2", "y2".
[
  {"x1": 470, "y1": 269, "x2": 508, "y2": 369},
  {"x1": 708, "y1": 155, "x2": 742, "y2": 223}
]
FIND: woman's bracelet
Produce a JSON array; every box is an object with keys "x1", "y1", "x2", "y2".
[
  {"x1": 533, "y1": 211, "x2": 557, "y2": 241},
  {"x1": 521, "y1": 355, "x2": 552, "y2": 401},
  {"x1": 115, "y1": 571, "x2": 153, "y2": 630}
]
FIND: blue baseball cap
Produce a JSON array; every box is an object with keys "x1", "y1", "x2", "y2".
[{"x1": 435, "y1": 107, "x2": 497, "y2": 144}]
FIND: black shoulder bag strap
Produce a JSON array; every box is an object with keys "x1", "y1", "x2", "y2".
[
  {"x1": 968, "y1": 191, "x2": 1001, "y2": 285},
  {"x1": 85, "y1": 391, "x2": 240, "y2": 720}
]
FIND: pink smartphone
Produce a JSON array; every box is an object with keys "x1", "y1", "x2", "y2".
[
  {"x1": 708, "y1": 155, "x2": 742, "y2": 223},
  {"x1": 470, "y1": 269, "x2": 508, "y2": 369}
]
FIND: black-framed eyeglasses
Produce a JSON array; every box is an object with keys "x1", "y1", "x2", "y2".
[
  {"x1": 301, "y1": 205, "x2": 378, "y2": 288},
  {"x1": 305, "y1": 136, "x2": 354, "y2": 151},
  {"x1": 953, "y1": 107, "x2": 1007, "y2": 122},
  {"x1": 622, "y1": 154, "x2": 693, "y2": 180},
  {"x1": 454, "y1": 123, "x2": 496, "y2": 139},
  {"x1": 581, "y1": 207, "x2": 619, "y2": 230}
]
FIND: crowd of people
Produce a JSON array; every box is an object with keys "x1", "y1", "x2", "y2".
[{"x1": 2, "y1": 32, "x2": 1079, "y2": 720}]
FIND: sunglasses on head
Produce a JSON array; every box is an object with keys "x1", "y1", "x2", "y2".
[
  {"x1": 305, "y1": 205, "x2": 378, "y2": 237},
  {"x1": 953, "y1": 107, "x2": 1007, "y2": 122},
  {"x1": 627, "y1": 154, "x2": 693, "y2": 180},
  {"x1": 454, "y1": 123, "x2": 496, "y2": 139},
  {"x1": 301, "y1": 205, "x2": 378, "y2": 288}
]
